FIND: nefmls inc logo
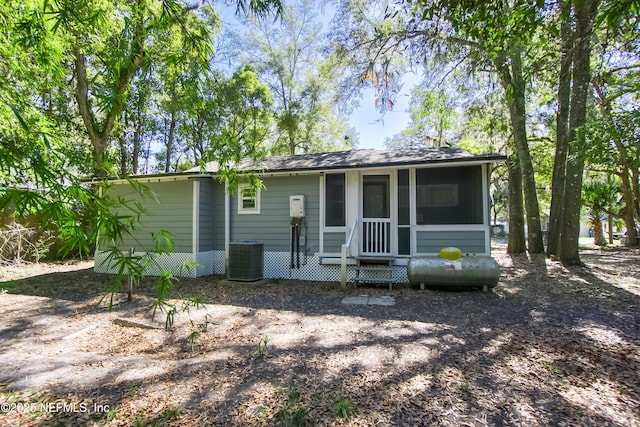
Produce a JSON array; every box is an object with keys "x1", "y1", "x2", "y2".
[{"x1": 45, "y1": 402, "x2": 110, "y2": 413}]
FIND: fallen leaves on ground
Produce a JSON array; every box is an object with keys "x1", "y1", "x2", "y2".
[{"x1": 0, "y1": 247, "x2": 638, "y2": 426}]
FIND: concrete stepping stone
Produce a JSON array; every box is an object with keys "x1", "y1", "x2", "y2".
[{"x1": 341, "y1": 295, "x2": 396, "y2": 306}]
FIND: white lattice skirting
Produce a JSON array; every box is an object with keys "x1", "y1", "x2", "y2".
[
  {"x1": 94, "y1": 250, "x2": 408, "y2": 283},
  {"x1": 263, "y1": 252, "x2": 337, "y2": 281},
  {"x1": 94, "y1": 250, "x2": 226, "y2": 278},
  {"x1": 196, "y1": 250, "x2": 228, "y2": 276},
  {"x1": 261, "y1": 252, "x2": 408, "y2": 283}
]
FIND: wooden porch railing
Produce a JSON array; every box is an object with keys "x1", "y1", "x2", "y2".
[
  {"x1": 340, "y1": 219, "x2": 358, "y2": 289},
  {"x1": 361, "y1": 219, "x2": 391, "y2": 255}
]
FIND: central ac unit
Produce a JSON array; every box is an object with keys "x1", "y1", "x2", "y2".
[{"x1": 228, "y1": 241, "x2": 264, "y2": 281}]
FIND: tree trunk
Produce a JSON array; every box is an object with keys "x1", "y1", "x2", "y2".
[
  {"x1": 144, "y1": 137, "x2": 152, "y2": 174},
  {"x1": 191, "y1": 117, "x2": 205, "y2": 164},
  {"x1": 132, "y1": 111, "x2": 143, "y2": 175},
  {"x1": 608, "y1": 212, "x2": 614, "y2": 245},
  {"x1": 592, "y1": 78, "x2": 638, "y2": 248},
  {"x1": 612, "y1": 145, "x2": 638, "y2": 246},
  {"x1": 288, "y1": 131, "x2": 296, "y2": 156},
  {"x1": 165, "y1": 110, "x2": 177, "y2": 173},
  {"x1": 507, "y1": 153, "x2": 526, "y2": 253},
  {"x1": 547, "y1": 0, "x2": 573, "y2": 257},
  {"x1": 632, "y1": 167, "x2": 640, "y2": 221},
  {"x1": 74, "y1": 49, "x2": 109, "y2": 177},
  {"x1": 72, "y1": 10, "x2": 145, "y2": 178},
  {"x1": 118, "y1": 134, "x2": 128, "y2": 176},
  {"x1": 496, "y1": 48, "x2": 544, "y2": 254},
  {"x1": 132, "y1": 129, "x2": 141, "y2": 175},
  {"x1": 118, "y1": 112, "x2": 129, "y2": 176},
  {"x1": 619, "y1": 168, "x2": 638, "y2": 246},
  {"x1": 558, "y1": 0, "x2": 600, "y2": 264},
  {"x1": 91, "y1": 137, "x2": 109, "y2": 177},
  {"x1": 591, "y1": 212, "x2": 607, "y2": 246}
]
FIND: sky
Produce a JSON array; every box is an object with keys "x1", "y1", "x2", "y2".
[
  {"x1": 348, "y1": 82, "x2": 415, "y2": 150},
  {"x1": 318, "y1": 4, "x2": 415, "y2": 150},
  {"x1": 219, "y1": 2, "x2": 416, "y2": 151}
]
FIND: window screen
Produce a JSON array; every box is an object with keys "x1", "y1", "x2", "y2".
[
  {"x1": 325, "y1": 173, "x2": 345, "y2": 226},
  {"x1": 237, "y1": 184, "x2": 261, "y2": 214},
  {"x1": 397, "y1": 169, "x2": 410, "y2": 225},
  {"x1": 416, "y1": 166, "x2": 483, "y2": 224}
]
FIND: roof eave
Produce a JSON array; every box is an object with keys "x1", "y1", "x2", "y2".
[{"x1": 234, "y1": 154, "x2": 507, "y2": 175}]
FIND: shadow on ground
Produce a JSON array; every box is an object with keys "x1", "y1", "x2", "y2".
[{"x1": 1, "y1": 249, "x2": 638, "y2": 426}]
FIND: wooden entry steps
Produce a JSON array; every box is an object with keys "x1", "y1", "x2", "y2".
[{"x1": 352, "y1": 256, "x2": 397, "y2": 290}]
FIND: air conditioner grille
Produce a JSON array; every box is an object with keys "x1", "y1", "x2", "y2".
[{"x1": 228, "y1": 241, "x2": 263, "y2": 281}]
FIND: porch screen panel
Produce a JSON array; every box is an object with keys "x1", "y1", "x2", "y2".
[
  {"x1": 416, "y1": 166, "x2": 483, "y2": 224},
  {"x1": 325, "y1": 173, "x2": 345, "y2": 227},
  {"x1": 363, "y1": 175, "x2": 390, "y2": 218}
]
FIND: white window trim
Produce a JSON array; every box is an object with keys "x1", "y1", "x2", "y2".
[
  {"x1": 324, "y1": 172, "x2": 347, "y2": 228},
  {"x1": 237, "y1": 183, "x2": 261, "y2": 215}
]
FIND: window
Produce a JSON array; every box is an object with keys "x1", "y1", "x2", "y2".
[
  {"x1": 397, "y1": 169, "x2": 410, "y2": 225},
  {"x1": 238, "y1": 184, "x2": 260, "y2": 214},
  {"x1": 397, "y1": 169, "x2": 410, "y2": 255},
  {"x1": 416, "y1": 166, "x2": 483, "y2": 224},
  {"x1": 325, "y1": 173, "x2": 345, "y2": 226}
]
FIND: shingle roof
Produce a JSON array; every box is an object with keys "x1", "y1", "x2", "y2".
[{"x1": 190, "y1": 147, "x2": 505, "y2": 174}]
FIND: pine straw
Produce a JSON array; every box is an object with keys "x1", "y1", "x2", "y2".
[{"x1": 1, "y1": 246, "x2": 638, "y2": 426}]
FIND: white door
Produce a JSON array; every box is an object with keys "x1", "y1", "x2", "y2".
[{"x1": 361, "y1": 174, "x2": 392, "y2": 255}]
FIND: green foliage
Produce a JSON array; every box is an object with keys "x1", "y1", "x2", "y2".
[
  {"x1": 585, "y1": 108, "x2": 640, "y2": 172},
  {"x1": 148, "y1": 268, "x2": 208, "y2": 331},
  {"x1": 334, "y1": 396, "x2": 355, "y2": 419},
  {"x1": 255, "y1": 335, "x2": 270, "y2": 358},
  {"x1": 582, "y1": 179, "x2": 622, "y2": 219},
  {"x1": 188, "y1": 314, "x2": 215, "y2": 352},
  {"x1": 91, "y1": 181, "x2": 210, "y2": 334},
  {"x1": 2, "y1": 0, "x2": 283, "y2": 179},
  {"x1": 391, "y1": 75, "x2": 461, "y2": 148},
  {"x1": 460, "y1": 380, "x2": 474, "y2": 395},
  {"x1": 1, "y1": 0, "x2": 94, "y2": 259},
  {"x1": 185, "y1": 65, "x2": 274, "y2": 189},
  {"x1": 210, "y1": 66, "x2": 274, "y2": 158},
  {"x1": 234, "y1": 0, "x2": 354, "y2": 155},
  {"x1": 582, "y1": 178, "x2": 623, "y2": 246},
  {"x1": 275, "y1": 389, "x2": 308, "y2": 427}
]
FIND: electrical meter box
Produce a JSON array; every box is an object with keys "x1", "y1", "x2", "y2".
[{"x1": 289, "y1": 195, "x2": 305, "y2": 218}]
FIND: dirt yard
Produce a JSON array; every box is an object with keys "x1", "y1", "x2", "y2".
[{"x1": 1, "y1": 246, "x2": 639, "y2": 426}]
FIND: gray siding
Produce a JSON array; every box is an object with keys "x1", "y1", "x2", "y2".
[
  {"x1": 101, "y1": 180, "x2": 193, "y2": 252},
  {"x1": 211, "y1": 180, "x2": 226, "y2": 250},
  {"x1": 198, "y1": 179, "x2": 215, "y2": 252},
  {"x1": 230, "y1": 175, "x2": 320, "y2": 253},
  {"x1": 416, "y1": 230, "x2": 486, "y2": 254},
  {"x1": 323, "y1": 232, "x2": 346, "y2": 253}
]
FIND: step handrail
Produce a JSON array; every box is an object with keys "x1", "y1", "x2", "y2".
[{"x1": 340, "y1": 219, "x2": 358, "y2": 288}]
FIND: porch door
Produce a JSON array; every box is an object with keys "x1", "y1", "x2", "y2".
[{"x1": 361, "y1": 174, "x2": 391, "y2": 255}]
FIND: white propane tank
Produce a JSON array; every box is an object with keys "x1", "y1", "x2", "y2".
[{"x1": 407, "y1": 256, "x2": 500, "y2": 292}]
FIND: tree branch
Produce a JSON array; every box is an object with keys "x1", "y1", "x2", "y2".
[
  {"x1": 73, "y1": 48, "x2": 99, "y2": 143},
  {"x1": 103, "y1": 2, "x2": 147, "y2": 140}
]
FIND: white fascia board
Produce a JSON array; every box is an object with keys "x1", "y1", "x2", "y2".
[
  {"x1": 100, "y1": 174, "x2": 211, "y2": 185},
  {"x1": 255, "y1": 159, "x2": 500, "y2": 177}
]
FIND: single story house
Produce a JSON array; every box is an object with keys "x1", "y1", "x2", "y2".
[{"x1": 94, "y1": 147, "x2": 505, "y2": 284}]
